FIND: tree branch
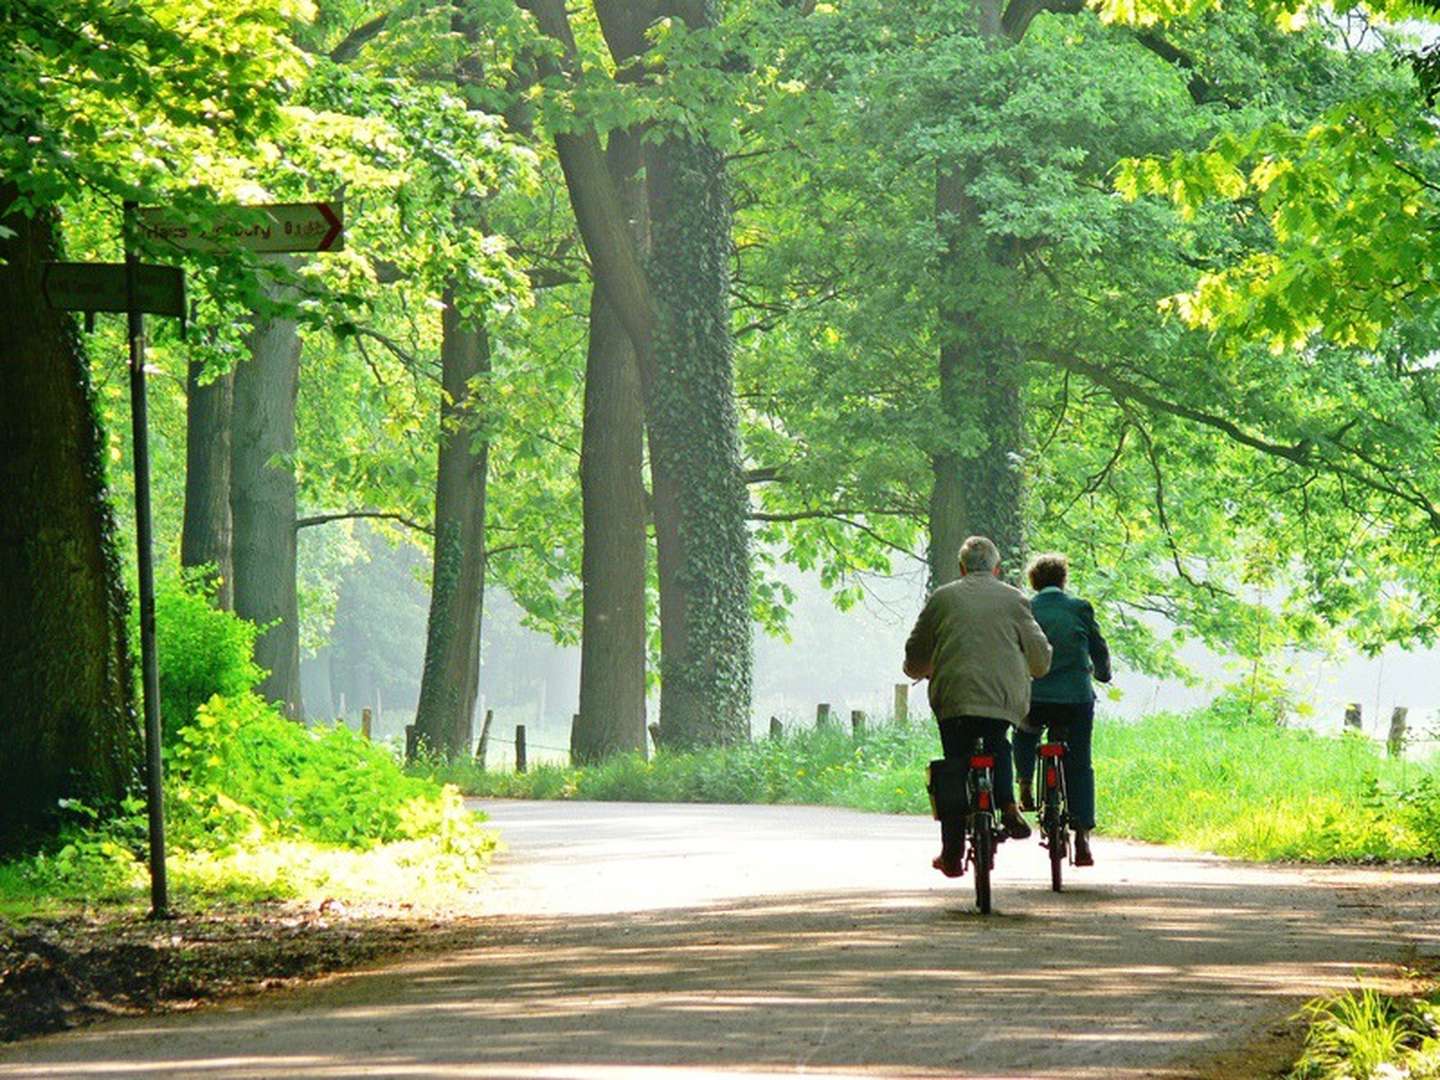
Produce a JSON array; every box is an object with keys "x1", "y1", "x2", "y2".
[
  {"x1": 330, "y1": 12, "x2": 391, "y2": 64},
  {"x1": 296, "y1": 510, "x2": 433, "y2": 536}
]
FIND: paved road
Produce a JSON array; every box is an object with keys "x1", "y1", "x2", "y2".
[{"x1": 2, "y1": 801, "x2": 1437, "y2": 1079}]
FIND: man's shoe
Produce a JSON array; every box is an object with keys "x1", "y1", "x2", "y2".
[
  {"x1": 1073, "y1": 830, "x2": 1094, "y2": 866},
  {"x1": 1019, "y1": 780, "x2": 1037, "y2": 813},
  {"x1": 932, "y1": 847, "x2": 965, "y2": 878},
  {"x1": 1001, "y1": 805, "x2": 1032, "y2": 840}
]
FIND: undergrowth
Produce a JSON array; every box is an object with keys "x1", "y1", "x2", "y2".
[
  {"x1": 433, "y1": 699, "x2": 1440, "y2": 864},
  {"x1": 1290, "y1": 985, "x2": 1440, "y2": 1080},
  {"x1": 1, "y1": 577, "x2": 494, "y2": 912}
]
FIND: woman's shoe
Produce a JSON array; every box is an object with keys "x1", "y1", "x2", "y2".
[
  {"x1": 1001, "y1": 805, "x2": 1032, "y2": 840},
  {"x1": 1019, "y1": 779, "x2": 1037, "y2": 813},
  {"x1": 1073, "y1": 829, "x2": 1094, "y2": 866}
]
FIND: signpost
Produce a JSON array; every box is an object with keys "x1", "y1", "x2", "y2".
[
  {"x1": 138, "y1": 200, "x2": 345, "y2": 254},
  {"x1": 42, "y1": 262, "x2": 186, "y2": 320},
  {"x1": 41, "y1": 195, "x2": 346, "y2": 918}
]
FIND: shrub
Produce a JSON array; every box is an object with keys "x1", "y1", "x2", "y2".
[
  {"x1": 1290, "y1": 987, "x2": 1440, "y2": 1080},
  {"x1": 155, "y1": 574, "x2": 264, "y2": 736}
]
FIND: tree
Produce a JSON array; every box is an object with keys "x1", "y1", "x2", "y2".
[
  {"x1": 523, "y1": 0, "x2": 754, "y2": 749},
  {"x1": 0, "y1": 192, "x2": 137, "y2": 842}
]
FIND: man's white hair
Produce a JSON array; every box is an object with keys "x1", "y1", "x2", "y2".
[{"x1": 958, "y1": 535, "x2": 1001, "y2": 574}]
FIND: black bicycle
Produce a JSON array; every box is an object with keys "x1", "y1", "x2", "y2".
[
  {"x1": 926, "y1": 739, "x2": 1004, "y2": 913},
  {"x1": 1035, "y1": 737, "x2": 1070, "y2": 892},
  {"x1": 963, "y1": 740, "x2": 1002, "y2": 913}
]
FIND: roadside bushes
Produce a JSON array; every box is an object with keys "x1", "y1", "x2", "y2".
[
  {"x1": 1, "y1": 578, "x2": 494, "y2": 909},
  {"x1": 1290, "y1": 985, "x2": 1440, "y2": 1080},
  {"x1": 443, "y1": 700, "x2": 1440, "y2": 864}
]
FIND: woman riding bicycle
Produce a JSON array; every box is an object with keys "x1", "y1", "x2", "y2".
[{"x1": 1013, "y1": 553, "x2": 1111, "y2": 866}]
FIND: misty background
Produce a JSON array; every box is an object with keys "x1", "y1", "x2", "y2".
[{"x1": 298, "y1": 530, "x2": 1440, "y2": 766}]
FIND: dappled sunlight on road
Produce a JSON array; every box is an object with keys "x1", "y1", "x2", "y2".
[{"x1": 1, "y1": 802, "x2": 1435, "y2": 1079}]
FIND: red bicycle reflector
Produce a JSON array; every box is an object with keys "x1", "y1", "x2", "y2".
[
  {"x1": 978, "y1": 791, "x2": 991, "y2": 809},
  {"x1": 1046, "y1": 767, "x2": 1058, "y2": 787},
  {"x1": 1039, "y1": 744, "x2": 1064, "y2": 758},
  {"x1": 970, "y1": 755, "x2": 995, "y2": 768}
]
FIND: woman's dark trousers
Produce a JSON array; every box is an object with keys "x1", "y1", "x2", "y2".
[
  {"x1": 937, "y1": 715, "x2": 1015, "y2": 853},
  {"x1": 1012, "y1": 700, "x2": 1096, "y2": 830}
]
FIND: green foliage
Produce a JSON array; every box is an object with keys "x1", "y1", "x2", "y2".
[
  {"x1": 1290, "y1": 986, "x2": 1440, "y2": 1080},
  {"x1": 154, "y1": 574, "x2": 264, "y2": 734},
  {"x1": 1, "y1": 693, "x2": 495, "y2": 907},
  {"x1": 440, "y1": 704, "x2": 1440, "y2": 864}
]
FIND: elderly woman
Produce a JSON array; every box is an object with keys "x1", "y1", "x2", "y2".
[{"x1": 1013, "y1": 553, "x2": 1111, "y2": 866}]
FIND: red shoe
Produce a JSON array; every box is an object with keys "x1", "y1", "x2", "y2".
[{"x1": 932, "y1": 848, "x2": 964, "y2": 878}]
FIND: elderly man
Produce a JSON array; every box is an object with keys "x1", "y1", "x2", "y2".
[{"x1": 904, "y1": 535, "x2": 1053, "y2": 877}]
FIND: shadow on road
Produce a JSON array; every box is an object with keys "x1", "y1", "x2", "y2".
[{"x1": 2, "y1": 866, "x2": 1434, "y2": 1080}]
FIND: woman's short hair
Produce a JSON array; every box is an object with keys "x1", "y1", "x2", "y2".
[{"x1": 1028, "y1": 552, "x2": 1068, "y2": 591}]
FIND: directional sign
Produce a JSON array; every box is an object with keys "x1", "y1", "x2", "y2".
[
  {"x1": 137, "y1": 200, "x2": 345, "y2": 254},
  {"x1": 42, "y1": 262, "x2": 186, "y2": 318}
]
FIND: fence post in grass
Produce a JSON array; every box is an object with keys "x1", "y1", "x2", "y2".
[
  {"x1": 515, "y1": 725, "x2": 527, "y2": 773},
  {"x1": 816, "y1": 702, "x2": 832, "y2": 730},
  {"x1": 851, "y1": 710, "x2": 866, "y2": 739},
  {"x1": 1388, "y1": 706, "x2": 1408, "y2": 758},
  {"x1": 360, "y1": 707, "x2": 372, "y2": 740},
  {"x1": 404, "y1": 723, "x2": 417, "y2": 760},
  {"x1": 476, "y1": 708, "x2": 494, "y2": 767},
  {"x1": 1344, "y1": 702, "x2": 1363, "y2": 733},
  {"x1": 893, "y1": 683, "x2": 908, "y2": 725},
  {"x1": 769, "y1": 716, "x2": 783, "y2": 740}
]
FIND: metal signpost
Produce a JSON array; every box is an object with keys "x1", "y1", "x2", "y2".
[{"x1": 42, "y1": 197, "x2": 345, "y2": 919}]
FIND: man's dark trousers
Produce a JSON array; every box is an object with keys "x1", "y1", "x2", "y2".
[{"x1": 937, "y1": 715, "x2": 1015, "y2": 852}]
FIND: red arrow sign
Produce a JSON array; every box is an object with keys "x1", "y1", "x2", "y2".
[{"x1": 138, "y1": 200, "x2": 345, "y2": 254}]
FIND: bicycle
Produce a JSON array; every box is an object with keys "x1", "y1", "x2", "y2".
[
  {"x1": 927, "y1": 738, "x2": 1004, "y2": 914},
  {"x1": 1035, "y1": 736, "x2": 1071, "y2": 892}
]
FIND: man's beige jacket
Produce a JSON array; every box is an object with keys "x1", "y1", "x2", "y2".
[{"x1": 905, "y1": 573, "x2": 1053, "y2": 725}]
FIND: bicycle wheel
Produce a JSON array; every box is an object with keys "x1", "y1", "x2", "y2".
[
  {"x1": 1048, "y1": 817, "x2": 1064, "y2": 892},
  {"x1": 973, "y1": 814, "x2": 993, "y2": 914}
]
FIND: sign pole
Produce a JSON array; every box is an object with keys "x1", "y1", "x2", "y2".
[{"x1": 124, "y1": 200, "x2": 169, "y2": 918}]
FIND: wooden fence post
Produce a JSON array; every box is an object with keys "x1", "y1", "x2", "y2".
[
  {"x1": 769, "y1": 716, "x2": 783, "y2": 740},
  {"x1": 360, "y1": 707, "x2": 372, "y2": 740},
  {"x1": 816, "y1": 703, "x2": 832, "y2": 730},
  {"x1": 1388, "y1": 706, "x2": 1409, "y2": 758},
  {"x1": 476, "y1": 708, "x2": 494, "y2": 767},
  {"x1": 404, "y1": 723, "x2": 417, "y2": 760},
  {"x1": 893, "y1": 683, "x2": 908, "y2": 724},
  {"x1": 515, "y1": 725, "x2": 527, "y2": 773},
  {"x1": 1344, "y1": 703, "x2": 1363, "y2": 732},
  {"x1": 851, "y1": 710, "x2": 866, "y2": 738}
]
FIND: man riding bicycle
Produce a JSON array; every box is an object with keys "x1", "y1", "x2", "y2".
[{"x1": 903, "y1": 535, "x2": 1053, "y2": 877}]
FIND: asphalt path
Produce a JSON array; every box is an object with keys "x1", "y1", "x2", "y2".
[{"x1": 1, "y1": 800, "x2": 1437, "y2": 1079}]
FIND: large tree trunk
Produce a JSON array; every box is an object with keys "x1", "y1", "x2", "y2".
[
  {"x1": 231, "y1": 265, "x2": 303, "y2": 719},
  {"x1": 644, "y1": 128, "x2": 753, "y2": 749},
  {"x1": 412, "y1": 292, "x2": 491, "y2": 759},
  {"x1": 929, "y1": 2, "x2": 1029, "y2": 586},
  {"x1": 574, "y1": 128, "x2": 649, "y2": 764},
  {"x1": 0, "y1": 192, "x2": 136, "y2": 842},
  {"x1": 181, "y1": 360, "x2": 233, "y2": 608},
  {"x1": 523, "y1": 0, "x2": 754, "y2": 750}
]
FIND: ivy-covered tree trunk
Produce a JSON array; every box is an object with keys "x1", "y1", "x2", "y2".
[
  {"x1": 574, "y1": 130, "x2": 649, "y2": 764},
  {"x1": 231, "y1": 267, "x2": 303, "y2": 719},
  {"x1": 0, "y1": 192, "x2": 136, "y2": 842},
  {"x1": 181, "y1": 360, "x2": 233, "y2": 608},
  {"x1": 412, "y1": 292, "x2": 490, "y2": 759},
  {"x1": 929, "y1": 2, "x2": 1030, "y2": 587},
  {"x1": 645, "y1": 126, "x2": 753, "y2": 750}
]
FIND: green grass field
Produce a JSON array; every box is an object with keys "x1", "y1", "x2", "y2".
[{"x1": 432, "y1": 708, "x2": 1440, "y2": 864}]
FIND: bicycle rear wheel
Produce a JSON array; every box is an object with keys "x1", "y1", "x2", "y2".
[
  {"x1": 973, "y1": 815, "x2": 993, "y2": 914},
  {"x1": 1048, "y1": 819, "x2": 1064, "y2": 892}
]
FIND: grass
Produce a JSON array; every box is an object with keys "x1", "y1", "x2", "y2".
[
  {"x1": 1290, "y1": 985, "x2": 1440, "y2": 1080},
  {"x1": 430, "y1": 707, "x2": 1440, "y2": 864}
]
